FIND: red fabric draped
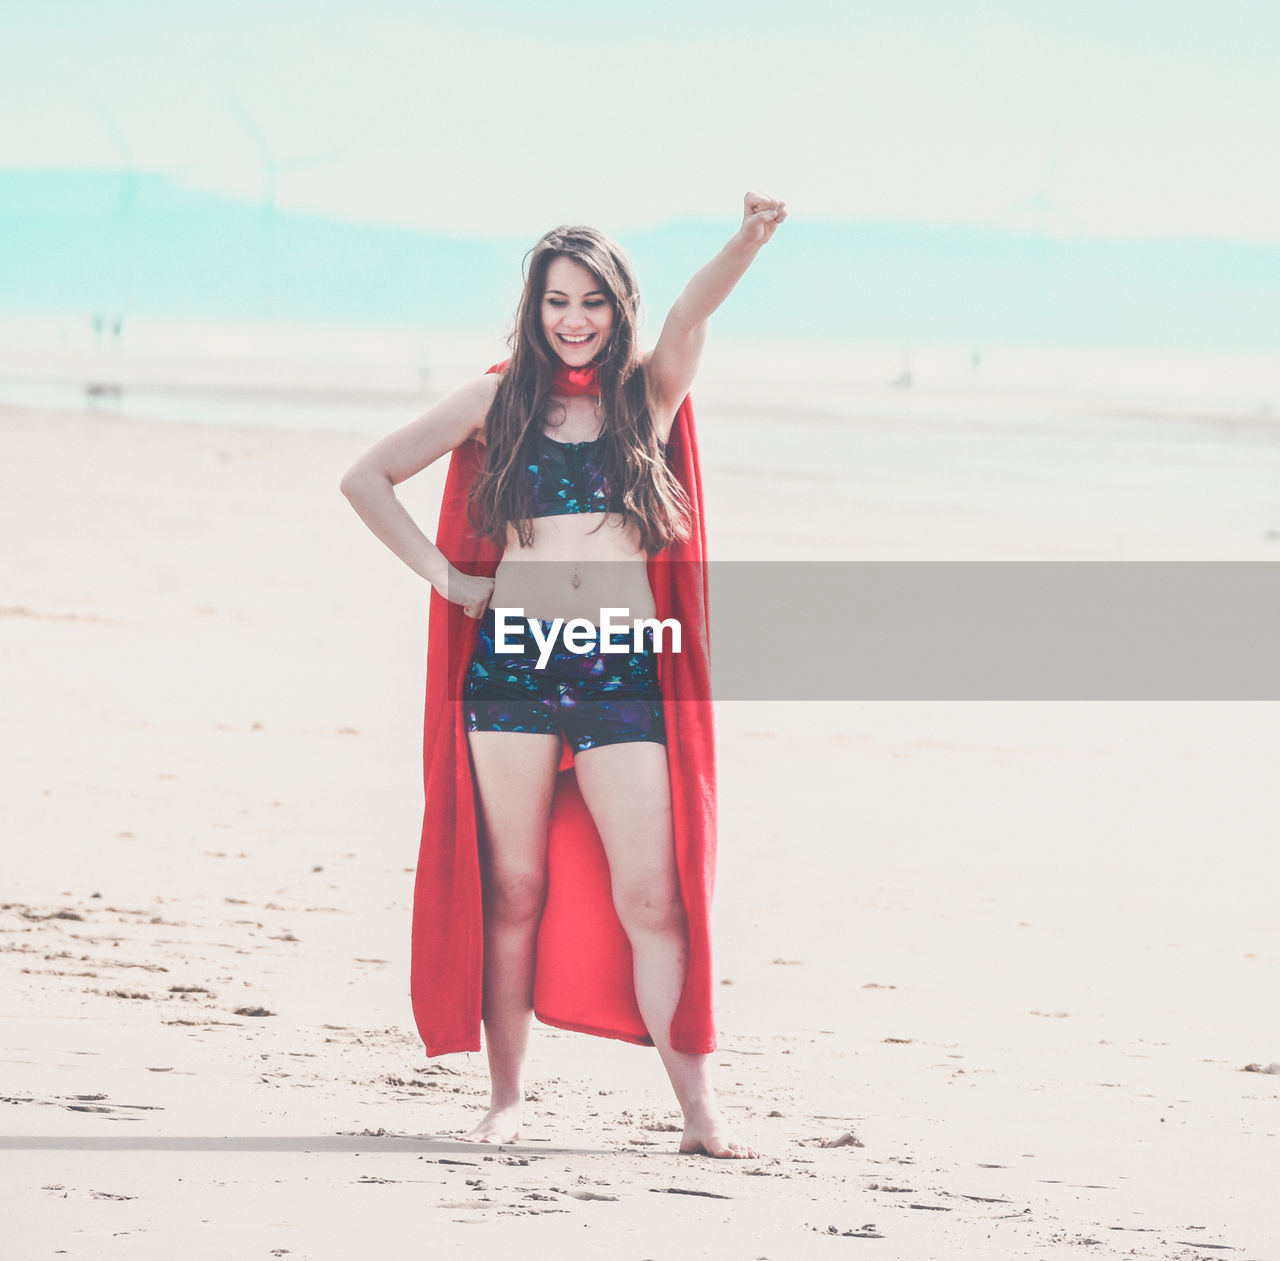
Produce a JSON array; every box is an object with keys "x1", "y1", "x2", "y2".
[{"x1": 409, "y1": 363, "x2": 717, "y2": 1056}]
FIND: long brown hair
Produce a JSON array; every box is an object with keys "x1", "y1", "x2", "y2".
[{"x1": 469, "y1": 226, "x2": 690, "y2": 553}]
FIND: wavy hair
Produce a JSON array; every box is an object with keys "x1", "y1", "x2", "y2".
[{"x1": 468, "y1": 226, "x2": 690, "y2": 553}]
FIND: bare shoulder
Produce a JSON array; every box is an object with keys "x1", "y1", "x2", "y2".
[
  {"x1": 347, "y1": 372, "x2": 501, "y2": 485},
  {"x1": 472, "y1": 369, "x2": 504, "y2": 446},
  {"x1": 463, "y1": 369, "x2": 503, "y2": 408},
  {"x1": 427, "y1": 371, "x2": 502, "y2": 442}
]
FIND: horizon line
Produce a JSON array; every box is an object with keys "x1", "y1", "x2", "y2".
[{"x1": 6, "y1": 166, "x2": 1280, "y2": 251}]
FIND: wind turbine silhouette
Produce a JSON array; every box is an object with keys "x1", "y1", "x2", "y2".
[
  {"x1": 994, "y1": 121, "x2": 1084, "y2": 341},
  {"x1": 226, "y1": 99, "x2": 344, "y2": 318},
  {"x1": 1002, "y1": 123, "x2": 1082, "y2": 236},
  {"x1": 227, "y1": 99, "x2": 287, "y2": 317}
]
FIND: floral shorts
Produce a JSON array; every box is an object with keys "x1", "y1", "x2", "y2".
[{"x1": 463, "y1": 609, "x2": 666, "y2": 753}]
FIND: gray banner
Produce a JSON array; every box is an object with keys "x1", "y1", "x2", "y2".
[{"x1": 709, "y1": 562, "x2": 1280, "y2": 700}]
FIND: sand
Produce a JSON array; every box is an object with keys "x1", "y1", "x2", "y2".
[{"x1": 2, "y1": 347, "x2": 1278, "y2": 1259}]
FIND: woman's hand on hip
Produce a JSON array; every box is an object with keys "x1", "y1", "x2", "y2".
[{"x1": 434, "y1": 567, "x2": 495, "y2": 619}]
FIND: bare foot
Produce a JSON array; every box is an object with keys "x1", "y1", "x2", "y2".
[
  {"x1": 458, "y1": 1102, "x2": 521, "y2": 1145},
  {"x1": 679, "y1": 1113, "x2": 762, "y2": 1160}
]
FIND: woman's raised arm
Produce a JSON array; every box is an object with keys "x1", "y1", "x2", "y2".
[
  {"x1": 646, "y1": 191, "x2": 787, "y2": 427},
  {"x1": 339, "y1": 373, "x2": 499, "y2": 605}
]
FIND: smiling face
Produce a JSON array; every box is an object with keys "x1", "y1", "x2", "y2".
[{"x1": 540, "y1": 255, "x2": 614, "y2": 368}]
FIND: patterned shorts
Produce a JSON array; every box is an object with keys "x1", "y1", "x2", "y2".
[{"x1": 463, "y1": 608, "x2": 666, "y2": 753}]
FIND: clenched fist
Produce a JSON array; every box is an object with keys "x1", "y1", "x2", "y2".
[{"x1": 739, "y1": 190, "x2": 788, "y2": 246}]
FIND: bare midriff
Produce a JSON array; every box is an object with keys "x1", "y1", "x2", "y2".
[
  {"x1": 484, "y1": 392, "x2": 660, "y2": 625},
  {"x1": 481, "y1": 394, "x2": 655, "y2": 624},
  {"x1": 492, "y1": 513, "x2": 656, "y2": 625}
]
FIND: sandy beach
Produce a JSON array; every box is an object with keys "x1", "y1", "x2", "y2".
[{"x1": 3, "y1": 337, "x2": 1278, "y2": 1259}]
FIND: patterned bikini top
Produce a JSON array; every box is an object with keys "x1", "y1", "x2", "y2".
[
  {"x1": 527, "y1": 432, "x2": 668, "y2": 518},
  {"x1": 528, "y1": 432, "x2": 614, "y2": 517}
]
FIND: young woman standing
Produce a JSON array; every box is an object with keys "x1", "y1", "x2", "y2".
[{"x1": 341, "y1": 192, "x2": 786, "y2": 1158}]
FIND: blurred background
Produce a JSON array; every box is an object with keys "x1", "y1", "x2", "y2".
[{"x1": 2, "y1": 0, "x2": 1278, "y2": 433}]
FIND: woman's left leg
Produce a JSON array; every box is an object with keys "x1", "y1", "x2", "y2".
[{"x1": 572, "y1": 740, "x2": 760, "y2": 1159}]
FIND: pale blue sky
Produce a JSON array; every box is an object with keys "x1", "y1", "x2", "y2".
[{"x1": 5, "y1": 0, "x2": 1279, "y2": 240}]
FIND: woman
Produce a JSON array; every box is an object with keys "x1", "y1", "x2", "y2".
[{"x1": 340, "y1": 191, "x2": 786, "y2": 1158}]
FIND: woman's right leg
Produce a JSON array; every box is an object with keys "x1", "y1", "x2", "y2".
[{"x1": 460, "y1": 730, "x2": 562, "y2": 1143}]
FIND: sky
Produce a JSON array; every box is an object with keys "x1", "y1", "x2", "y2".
[{"x1": 4, "y1": 0, "x2": 1280, "y2": 241}]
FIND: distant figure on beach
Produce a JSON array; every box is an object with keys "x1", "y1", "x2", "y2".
[{"x1": 340, "y1": 191, "x2": 786, "y2": 1158}]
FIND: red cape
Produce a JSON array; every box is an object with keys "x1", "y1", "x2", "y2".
[{"x1": 410, "y1": 366, "x2": 717, "y2": 1056}]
